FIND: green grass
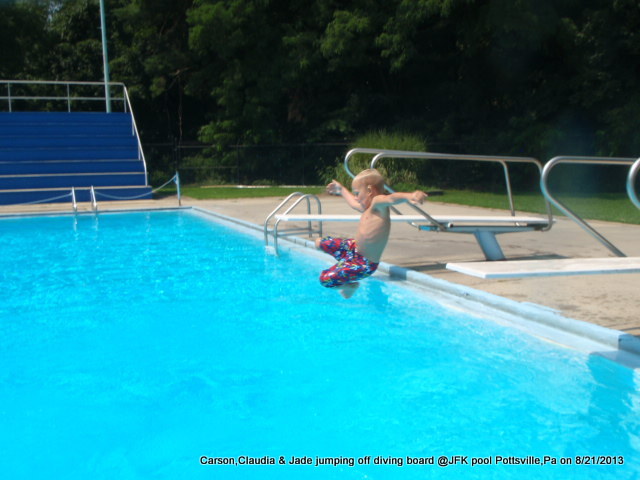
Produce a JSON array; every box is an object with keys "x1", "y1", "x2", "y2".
[
  {"x1": 156, "y1": 184, "x2": 640, "y2": 225},
  {"x1": 160, "y1": 185, "x2": 323, "y2": 200},
  {"x1": 430, "y1": 190, "x2": 640, "y2": 224}
]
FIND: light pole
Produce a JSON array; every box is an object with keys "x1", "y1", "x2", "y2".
[{"x1": 99, "y1": 0, "x2": 111, "y2": 112}]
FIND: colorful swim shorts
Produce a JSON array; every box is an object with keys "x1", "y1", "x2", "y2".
[{"x1": 318, "y1": 236, "x2": 379, "y2": 288}]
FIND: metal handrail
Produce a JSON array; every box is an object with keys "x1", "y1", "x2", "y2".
[
  {"x1": 122, "y1": 84, "x2": 148, "y2": 185},
  {"x1": 1, "y1": 80, "x2": 126, "y2": 112},
  {"x1": 90, "y1": 186, "x2": 98, "y2": 212},
  {"x1": 541, "y1": 156, "x2": 639, "y2": 257},
  {"x1": 175, "y1": 171, "x2": 182, "y2": 206},
  {"x1": 71, "y1": 187, "x2": 78, "y2": 213},
  {"x1": 343, "y1": 148, "x2": 553, "y2": 230},
  {"x1": 627, "y1": 157, "x2": 640, "y2": 210},
  {"x1": 264, "y1": 192, "x2": 322, "y2": 254},
  {"x1": 343, "y1": 148, "x2": 447, "y2": 229}
]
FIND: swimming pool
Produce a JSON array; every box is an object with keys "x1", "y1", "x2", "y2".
[{"x1": 0, "y1": 209, "x2": 638, "y2": 479}]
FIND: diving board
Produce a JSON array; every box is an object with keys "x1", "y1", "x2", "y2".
[{"x1": 446, "y1": 257, "x2": 640, "y2": 279}]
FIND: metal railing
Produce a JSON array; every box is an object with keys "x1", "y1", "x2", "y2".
[
  {"x1": 90, "y1": 186, "x2": 98, "y2": 212},
  {"x1": 0, "y1": 79, "x2": 148, "y2": 185},
  {"x1": 1, "y1": 80, "x2": 127, "y2": 113},
  {"x1": 0, "y1": 173, "x2": 180, "y2": 212},
  {"x1": 71, "y1": 187, "x2": 78, "y2": 212},
  {"x1": 541, "y1": 156, "x2": 640, "y2": 257},
  {"x1": 92, "y1": 172, "x2": 182, "y2": 206},
  {"x1": 343, "y1": 148, "x2": 553, "y2": 229},
  {"x1": 264, "y1": 192, "x2": 323, "y2": 254},
  {"x1": 121, "y1": 83, "x2": 148, "y2": 185},
  {"x1": 627, "y1": 157, "x2": 640, "y2": 210}
]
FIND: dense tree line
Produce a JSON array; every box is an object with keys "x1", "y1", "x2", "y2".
[{"x1": 2, "y1": 0, "x2": 640, "y2": 187}]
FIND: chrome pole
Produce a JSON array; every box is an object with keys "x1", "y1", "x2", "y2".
[
  {"x1": 627, "y1": 158, "x2": 640, "y2": 210},
  {"x1": 71, "y1": 187, "x2": 77, "y2": 213},
  {"x1": 99, "y1": 0, "x2": 111, "y2": 113},
  {"x1": 175, "y1": 172, "x2": 182, "y2": 206},
  {"x1": 540, "y1": 156, "x2": 634, "y2": 257}
]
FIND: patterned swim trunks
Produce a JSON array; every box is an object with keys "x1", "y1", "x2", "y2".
[{"x1": 318, "y1": 237, "x2": 379, "y2": 288}]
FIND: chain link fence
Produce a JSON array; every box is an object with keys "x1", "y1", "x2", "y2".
[{"x1": 143, "y1": 141, "x2": 349, "y2": 186}]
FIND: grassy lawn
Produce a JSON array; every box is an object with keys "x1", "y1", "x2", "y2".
[
  {"x1": 157, "y1": 184, "x2": 640, "y2": 225},
  {"x1": 178, "y1": 185, "x2": 324, "y2": 199},
  {"x1": 438, "y1": 190, "x2": 640, "y2": 224}
]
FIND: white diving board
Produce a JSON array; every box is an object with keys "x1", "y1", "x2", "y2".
[{"x1": 446, "y1": 257, "x2": 640, "y2": 279}]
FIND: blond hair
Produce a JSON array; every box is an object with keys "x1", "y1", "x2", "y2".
[{"x1": 353, "y1": 168, "x2": 386, "y2": 192}]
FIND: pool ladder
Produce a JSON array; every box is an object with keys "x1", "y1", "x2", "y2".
[{"x1": 264, "y1": 192, "x2": 322, "y2": 255}]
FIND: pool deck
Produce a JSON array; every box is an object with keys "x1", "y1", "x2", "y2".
[{"x1": 2, "y1": 194, "x2": 639, "y2": 339}]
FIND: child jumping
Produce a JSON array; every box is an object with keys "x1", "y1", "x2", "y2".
[{"x1": 316, "y1": 168, "x2": 427, "y2": 298}]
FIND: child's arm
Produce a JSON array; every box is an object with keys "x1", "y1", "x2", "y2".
[
  {"x1": 326, "y1": 180, "x2": 364, "y2": 212},
  {"x1": 371, "y1": 190, "x2": 428, "y2": 211}
]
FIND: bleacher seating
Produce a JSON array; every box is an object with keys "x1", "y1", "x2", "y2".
[{"x1": 0, "y1": 111, "x2": 151, "y2": 204}]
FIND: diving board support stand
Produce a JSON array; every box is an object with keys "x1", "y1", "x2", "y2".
[{"x1": 473, "y1": 231, "x2": 505, "y2": 261}]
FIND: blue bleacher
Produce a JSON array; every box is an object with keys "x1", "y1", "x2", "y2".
[{"x1": 0, "y1": 111, "x2": 152, "y2": 205}]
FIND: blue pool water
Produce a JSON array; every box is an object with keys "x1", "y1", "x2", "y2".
[{"x1": 0, "y1": 210, "x2": 638, "y2": 479}]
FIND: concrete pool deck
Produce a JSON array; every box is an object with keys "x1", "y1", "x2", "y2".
[{"x1": 1, "y1": 194, "x2": 639, "y2": 340}]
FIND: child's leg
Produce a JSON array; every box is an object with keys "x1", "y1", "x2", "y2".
[
  {"x1": 316, "y1": 236, "x2": 346, "y2": 259},
  {"x1": 319, "y1": 262, "x2": 352, "y2": 288},
  {"x1": 317, "y1": 237, "x2": 372, "y2": 299},
  {"x1": 319, "y1": 263, "x2": 360, "y2": 298},
  {"x1": 338, "y1": 282, "x2": 359, "y2": 299}
]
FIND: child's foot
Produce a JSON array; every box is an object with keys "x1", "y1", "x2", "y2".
[{"x1": 339, "y1": 282, "x2": 359, "y2": 299}]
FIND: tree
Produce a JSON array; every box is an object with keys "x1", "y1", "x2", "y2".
[{"x1": 0, "y1": 1, "x2": 52, "y2": 79}]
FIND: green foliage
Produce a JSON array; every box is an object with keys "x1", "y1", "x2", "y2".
[
  {"x1": 0, "y1": 1, "x2": 52, "y2": 78},
  {"x1": 319, "y1": 130, "x2": 427, "y2": 187}
]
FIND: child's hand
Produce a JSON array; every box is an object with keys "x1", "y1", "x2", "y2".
[
  {"x1": 326, "y1": 180, "x2": 343, "y2": 196},
  {"x1": 410, "y1": 190, "x2": 427, "y2": 205}
]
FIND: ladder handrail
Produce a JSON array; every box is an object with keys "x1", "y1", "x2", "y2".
[
  {"x1": 541, "y1": 155, "x2": 638, "y2": 257},
  {"x1": 90, "y1": 185, "x2": 98, "y2": 212},
  {"x1": 175, "y1": 171, "x2": 182, "y2": 206},
  {"x1": 627, "y1": 157, "x2": 640, "y2": 210},
  {"x1": 71, "y1": 187, "x2": 77, "y2": 212},
  {"x1": 264, "y1": 192, "x2": 322, "y2": 254}
]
